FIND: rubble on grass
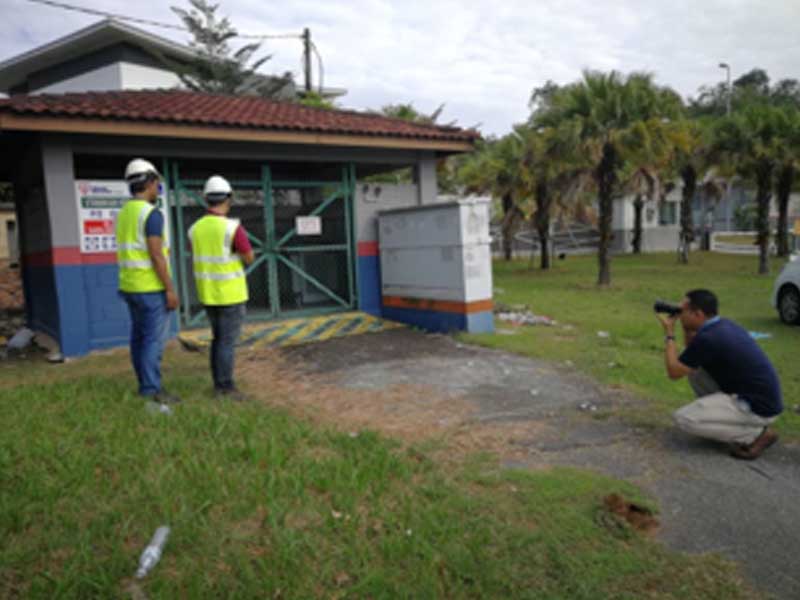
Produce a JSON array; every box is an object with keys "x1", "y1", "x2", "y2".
[{"x1": 494, "y1": 302, "x2": 557, "y2": 327}]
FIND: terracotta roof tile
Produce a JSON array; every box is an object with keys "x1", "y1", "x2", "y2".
[{"x1": 0, "y1": 90, "x2": 479, "y2": 143}]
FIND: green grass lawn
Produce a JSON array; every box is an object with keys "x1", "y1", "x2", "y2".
[
  {"x1": 0, "y1": 352, "x2": 753, "y2": 598},
  {"x1": 467, "y1": 252, "x2": 800, "y2": 439},
  {"x1": 713, "y1": 234, "x2": 757, "y2": 245}
]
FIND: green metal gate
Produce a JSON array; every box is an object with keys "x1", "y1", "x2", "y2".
[{"x1": 165, "y1": 160, "x2": 357, "y2": 328}]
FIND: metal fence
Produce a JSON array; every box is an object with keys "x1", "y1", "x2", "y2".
[{"x1": 165, "y1": 160, "x2": 357, "y2": 328}]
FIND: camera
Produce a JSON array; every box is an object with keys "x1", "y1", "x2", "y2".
[{"x1": 654, "y1": 300, "x2": 682, "y2": 316}]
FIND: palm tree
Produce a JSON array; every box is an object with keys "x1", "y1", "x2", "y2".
[
  {"x1": 627, "y1": 167, "x2": 659, "y2": 254},
  {"x1": 535, "y1": 71, "x2": 683, "y2": 284},
  {"x1": 458, "y1": 134, "x2": 526, "y2": 260},
  {"x1": 774, "y1": 109, "x2": 800, "y2": 257},
  {"x1": 518, "y1": 126, "x2": 591, "y2": 269},
  {"x1": 667, "y1": 118, "x2": 713, "y2": 263},
  {"x1": 712, "y1": 105, "x2": 787, "y2": 274},
  {"x1": 621, "y1": 117, "x2": 676, "y2": 254}
]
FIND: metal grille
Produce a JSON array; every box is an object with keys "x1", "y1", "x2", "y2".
[
  {"x1": 273, "y1": 185, "x2": 351, "y2": 314},
  {"x1": 167, "y1": 161, "x2": 356, "y2": 327}
]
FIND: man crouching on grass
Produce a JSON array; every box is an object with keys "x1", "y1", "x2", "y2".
[{"x1": 657, "y1": 289, "x2": 783, "y2": 460}]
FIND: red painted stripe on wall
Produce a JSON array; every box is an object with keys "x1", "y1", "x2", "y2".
[
  {"x1": 382, "y1": 295, "x2": 493, "y2": 315},
  {"x1": 24, "y1": 247, "x2": 117, "y2": 267},
  {"x1": 357, "y1": 241, "x2": 379, "y2": 257}
]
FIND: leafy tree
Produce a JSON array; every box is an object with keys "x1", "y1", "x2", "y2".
[
  {"x1": 528, "y1": 81, "x2": 561, "y2": 116},
  {"x1": 770, "y1": 79, "x2": 800, "y2": 109},
  {"x1": 379, "y1": 103, "x2": 448, "y2": 125},
  {"x1": 520, "y1": 126, "x2": 590, "y2": 269},
  {"x1": 534, "y1": 71, "x2": 683, "y2": 285},
  {"x1": 667, "y1": 118, "x2": 714, "y2": 263},
  {"x1": 298, "y1": 91, "x2": 336, "y2": 110},
  {"x1": 733, "y1": 203, "x2": 758, "y2": 231},
  {"x1": 773, "y1": 109, "x2": 800, "y2": 256},
  {"x1": 712, "y1": 105, "x2": 787, "y2": 273},
  {"x1": 733, "y1": 68, "x2": 770, "y2": 95},
  {"x1": 690, "y1": 68, "x2": 800, "y2": 116},
  {"x1": 621, "y1": 117, "x2": 676, "y2": 254},
  {"x1": 458, "y1": 134, "x2": 527, "y2": 261},
  {"x1": 365, "y1": 102, "x2": 454, "y2": 187},
  {"x1": 168, "y1": 0, "x2": 293, "y2": 96}
]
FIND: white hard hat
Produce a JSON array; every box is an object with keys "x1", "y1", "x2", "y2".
[
  {"x1": 203, "y1": 175, "x2": 233, "y2": 200},
  {"x1": 124, "y1": 158, "x2": 160, "y2": 182}
]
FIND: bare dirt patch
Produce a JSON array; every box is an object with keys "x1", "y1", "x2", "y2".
[
  {"x1": 601, "y1": 493, "x2": 660, "y2": 535},
  {"x1": 239, "y1": 347, "x2": 544, "y2": 461}
]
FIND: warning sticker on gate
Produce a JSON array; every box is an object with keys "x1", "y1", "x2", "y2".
[
  {"x1": 296, "y1": 215, "x2": 322, "y2": 236},
  {"x1": 75, "y1": 180, "x2": 169, "y2": 253}
]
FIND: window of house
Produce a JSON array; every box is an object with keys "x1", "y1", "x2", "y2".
[{"x1": 659, "y1": 202, "x2": 677, "y2": 226}]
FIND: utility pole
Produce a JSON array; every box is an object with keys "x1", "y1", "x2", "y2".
[
  {"x1": 719, "y1": 62, "x2": 731, "y2": 116},
  {"x1": 303, "y1": 28, "x2": 312, "y2": 92}
]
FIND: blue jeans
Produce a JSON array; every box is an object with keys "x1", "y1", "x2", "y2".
[
  {"x1": 205, "y1": 303, "x2": 245, "y2": 391},
  {"x1": 120, "y1": 291, "x2": 170, "y2": 396}
]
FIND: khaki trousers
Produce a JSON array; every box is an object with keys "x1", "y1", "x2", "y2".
[{"x1": 672, "y1": 369, "x2": 775, "y2": 445}]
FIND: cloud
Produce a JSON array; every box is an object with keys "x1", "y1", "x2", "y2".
[{"x1": 2, "y1": 0, "x2": 798, "y2": 135}]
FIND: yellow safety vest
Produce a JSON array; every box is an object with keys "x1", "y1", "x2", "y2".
[
  {"x1": 116, "y1": 199, "x2": 170, "y2": 293},
  {"x1": 188, "y1": 215, "x2": 248, "y2": 306}
]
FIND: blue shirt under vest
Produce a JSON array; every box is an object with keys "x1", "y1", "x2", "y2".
[{"x1": 679, "y1": 318, "x2": 783, "y2": 417}]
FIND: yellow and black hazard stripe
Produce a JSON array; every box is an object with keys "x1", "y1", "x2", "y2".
[{"x1": 178, "y1": 311, "x2": 404, "y2": 351}]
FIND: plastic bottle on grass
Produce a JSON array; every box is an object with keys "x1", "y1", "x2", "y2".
[
  {"x1": 135, "y1": 526, "x2": 170, "y2": 579},
  {"x1": 145, "y1": 401, "x2": 172, "y2": 416}
]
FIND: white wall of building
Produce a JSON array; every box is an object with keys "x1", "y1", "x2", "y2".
[
  {"x1": 37, "y1": 63, "x2": 122, "y2": 94},
  {"x1": 34, "y1": 61, "x2": 181, "y2": 94},
  {"x1": 612, "y1": 185, "x2": 682, "y2": 231},
  {"x1": 120, "y1": 62, "x2": 181, "y2": 90}
]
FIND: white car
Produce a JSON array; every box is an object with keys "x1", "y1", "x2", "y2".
[{"x1": 772, "y1": 254, "x2": 800, "y2": 324}]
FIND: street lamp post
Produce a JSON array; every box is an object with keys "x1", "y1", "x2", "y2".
[{"x1": 719, "y1": 62, "x2": 731, "y2": 116}]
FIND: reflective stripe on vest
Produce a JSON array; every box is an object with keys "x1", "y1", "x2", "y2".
[
  {"x1": 188, "y1": 215, "x2": 248, "y2": 306},
  {"x1": 116, "y1": 199, "x2": 170, "y2": 293}
]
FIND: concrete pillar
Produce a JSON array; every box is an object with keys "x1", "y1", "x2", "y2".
[
  {"x1": 40, "y1": 136, "x2": 91, "y2": 356},
  {"x1": 415, "y1": 154, "x2": 438, "y2": 205},
  {"x1": 42, "y1": 137, "x2": 79, "y2": 247}
]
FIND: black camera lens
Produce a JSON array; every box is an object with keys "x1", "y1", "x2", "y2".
[{"x1": 654, "y1": 300, "x2": 682, "y2": 316}]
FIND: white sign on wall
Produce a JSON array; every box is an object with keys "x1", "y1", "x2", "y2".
[
  {"x1": 75, "y1": 180, "x2": 169, "y2": 253},
  {"x1": 295, "y1": 215, "x2": 322, "y2": 236}
]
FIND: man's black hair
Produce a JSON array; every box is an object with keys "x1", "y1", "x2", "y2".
[
  {"x1": 686, "y1": 289, "x2": 718, "y2": 317},
  {"x1": 205, "y1": 193, "x2": 231, "y2": 206},
  {"x1": 128, "y1": 173, "x2": 158, "y2": 196}
]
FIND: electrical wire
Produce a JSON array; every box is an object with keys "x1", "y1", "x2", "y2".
[
  {"x1": 310, "y1": 41, "x2": 324, "y2": 93},
  {"x1": 26, "y1": 0, "x2": 328, "y2": 92},
  {"x1": 25, "y1": 0, "x2": 303, "y2": 39}
]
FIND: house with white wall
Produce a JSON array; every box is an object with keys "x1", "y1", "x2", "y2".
[{"x1": 0, "y1": 18, "x2": 344, "y2": 101}]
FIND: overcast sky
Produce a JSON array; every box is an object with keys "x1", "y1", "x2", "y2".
[{"x1": 3, "y1": 0, "x2": 799, "y2": 135}]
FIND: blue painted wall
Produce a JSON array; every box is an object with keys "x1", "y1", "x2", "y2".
[
  {"x1": 357, "y1": 255, "x2": 381, "y2": 316},
  {"x1": 26, "y1": 262, "x2": 178, "y2": 357},
  {"x1": 381, "y1": 307, "x2": 494, "y2": 334},
  {"x1": 23, "y1": 266, "x2": 60, "y2": 340}
]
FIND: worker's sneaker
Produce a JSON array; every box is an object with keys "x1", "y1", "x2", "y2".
[
  {"x1": 215, "y1": 387, "x2": 249, "y2": 402},
  {"x1": 153, "y1": 390, "x2": 182, "y2": 404},
  {"x1": 730, "y1": 427, "x2": 778, "y2": 460}
]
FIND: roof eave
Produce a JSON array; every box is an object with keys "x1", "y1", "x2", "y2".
[{"x1": 0, "y1": 113, "x2": 476, "y2": 153}]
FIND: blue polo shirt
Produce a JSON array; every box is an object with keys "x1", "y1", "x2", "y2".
[
  {"x1": 679, "y1": 318, "x2": 783, "y2": 417},
  {"x1": 144, "y1": 210, "x2": 163, "y2": 237}
]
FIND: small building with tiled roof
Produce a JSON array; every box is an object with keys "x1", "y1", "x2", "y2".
[{"x1": 0, "y1": 85, "x2": 478, "y2": 356}]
